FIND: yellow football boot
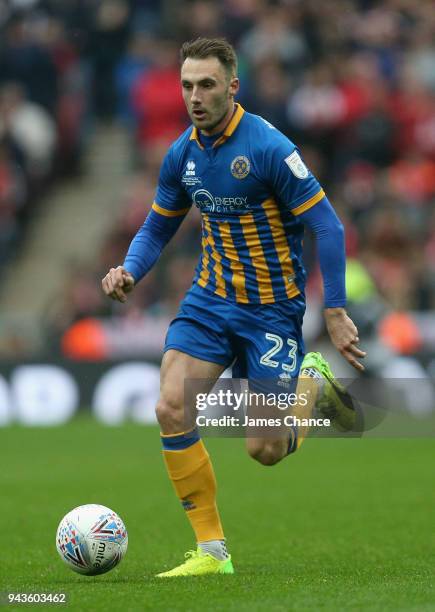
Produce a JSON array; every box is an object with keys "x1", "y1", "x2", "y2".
[{"x1": 156, "y1": 548, "x2": 234, "y2": 578}]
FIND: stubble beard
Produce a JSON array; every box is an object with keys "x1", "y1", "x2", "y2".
[{"x1": 190, "y1": 99, "x2": 232, "y2": 134}]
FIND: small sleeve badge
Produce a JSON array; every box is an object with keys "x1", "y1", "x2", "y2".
[{"x1": 284, "y1": 151, "x2": 309, "y2": 179}]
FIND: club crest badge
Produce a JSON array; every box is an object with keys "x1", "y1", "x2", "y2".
[
  {"x1": 231, "y1": 155, "x2": 250, "y2": 179},
  {"x1": 285, "y1": 151, "x2": 309, "y2": 179}
]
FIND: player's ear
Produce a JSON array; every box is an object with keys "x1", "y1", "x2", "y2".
[{"x1": 229, "y1": 76, "x2": 239, "y2": 98}]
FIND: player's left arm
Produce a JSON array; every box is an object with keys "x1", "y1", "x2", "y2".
[
  {"x1": 265, "y1": 139, "x2": 366, "y2": 371},
  {"x1": 297, "y1": 199, "x2": 366, "y2": 371}
]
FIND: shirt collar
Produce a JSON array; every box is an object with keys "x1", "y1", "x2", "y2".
[{"x1": 189, "y1": 103, "x2": 245, "y2": 150}]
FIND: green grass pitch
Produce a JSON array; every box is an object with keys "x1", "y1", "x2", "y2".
[{"x1": 0, "y1": 419, "x2": 434, "y2": 611}]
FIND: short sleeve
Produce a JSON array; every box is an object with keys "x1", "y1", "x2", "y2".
[
  {"x1": 154, "y1": 147, "x2": 192, "y2": 216},
  {"x1": 265, "y1": 137, "x2": 325, "y2": 215}
]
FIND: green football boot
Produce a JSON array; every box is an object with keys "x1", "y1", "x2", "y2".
[
  {"x1": 300, "y1": 352, "x2": 356, "y2": 431},
  {"x1": 156, "y1": 548, "x2": 234, "y2": 578}
]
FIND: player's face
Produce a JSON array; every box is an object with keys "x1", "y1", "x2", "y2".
[{"x1": 181, "y1": 57, "x2": 239, "y2": 135}]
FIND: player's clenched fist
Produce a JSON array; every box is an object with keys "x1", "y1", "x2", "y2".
[{"x1": 101, "y1": 266, "x2": 135, "y2": 303}]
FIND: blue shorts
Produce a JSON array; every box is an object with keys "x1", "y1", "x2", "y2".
[{"x1": 164, "y1": 285, "x2": 306, "y2": 383}]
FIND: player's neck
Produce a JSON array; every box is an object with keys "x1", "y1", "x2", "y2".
[{"x1": 200, "y1": 102, "x2": 236, "y2": 137}]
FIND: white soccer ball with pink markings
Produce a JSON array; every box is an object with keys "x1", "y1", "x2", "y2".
[{"x1": 56, "y1": 504, "x2": 128, "y2": 575}]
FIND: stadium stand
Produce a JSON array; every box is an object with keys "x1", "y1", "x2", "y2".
[{"x1": 0, "y1": 0, "x2": 433, "y2": 379}]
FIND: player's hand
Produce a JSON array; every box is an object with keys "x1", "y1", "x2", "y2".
[
  {"x1": 101, "y1": 266, "x2": 135, "y2": 303},
  {"x1": 324, "y1": 307, "x2": 366, "y2": 372}
]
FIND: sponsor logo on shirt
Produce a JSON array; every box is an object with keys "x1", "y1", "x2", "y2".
[{"x1": 192, "y1": 189, "x2": 249, "y2": 213}]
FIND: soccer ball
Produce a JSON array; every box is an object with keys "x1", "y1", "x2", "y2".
[{"x1": 56, "y1": 504, "x2": 128, "y2": 576}]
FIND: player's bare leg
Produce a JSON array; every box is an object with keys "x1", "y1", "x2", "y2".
[
  {"x1": 246, "y1": 352, "x2": 357, "y2": 466},
  {"x1": 155, "y1": 349, "x2": 234, "y2": 576},
  {"x1": 156, "y1": 349, "x2": 223, "y2": 434},
  {"x1": 246, "y1": 371, "x2": 320, "y2": 466}
]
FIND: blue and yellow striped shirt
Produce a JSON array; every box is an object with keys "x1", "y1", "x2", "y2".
[{"x1": 153, "y1": 104, "x2": 325, "y2": 305}]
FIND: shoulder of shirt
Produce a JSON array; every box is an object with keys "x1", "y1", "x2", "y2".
[
  {"x1": 166, "y1": 125, "x2": 194, "y2": 158},
  {"x1": 160, "y1": 125, "x2": 194, "y2": 176},
  {"x1": 242, "y1": 110, "x2": 297, "y2": 152}
]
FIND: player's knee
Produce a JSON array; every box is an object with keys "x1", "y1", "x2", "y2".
[
  {"x1": 155, "y1": 394, "x2": 184, "y2": 432},
  {"x1": 247, "y1": 441, "x2": 284, "y2": 466}
]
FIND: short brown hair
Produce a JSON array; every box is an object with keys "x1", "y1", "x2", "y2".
[{"x1": 180, "y1": 37, "x2": 238, "y2": 77}]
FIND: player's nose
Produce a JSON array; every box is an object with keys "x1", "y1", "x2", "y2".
[{"x1": 190, "y1": 86, "x2": 202, "y2": 104}]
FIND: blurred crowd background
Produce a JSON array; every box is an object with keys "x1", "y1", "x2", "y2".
[{"x1": 0, "y1": 0, "x2": 434, "y2": 380}]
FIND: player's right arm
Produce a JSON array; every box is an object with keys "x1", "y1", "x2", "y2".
[{"x1": 102, "y1": 147, "x2": 191, "y2": 303}]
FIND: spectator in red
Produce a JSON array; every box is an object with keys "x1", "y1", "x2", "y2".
[{"x1": 131, "y1": 40, "x2": 187, "y2": 153}]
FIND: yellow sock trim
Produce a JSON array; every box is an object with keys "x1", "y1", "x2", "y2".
[{"x1": 160, "y1": 427, "x2": 196, "y2": 439}]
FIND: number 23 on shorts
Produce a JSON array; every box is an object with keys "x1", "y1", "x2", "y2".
[{"x1": 259, "y1": 333, "x2": 299, "y2": 374}]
